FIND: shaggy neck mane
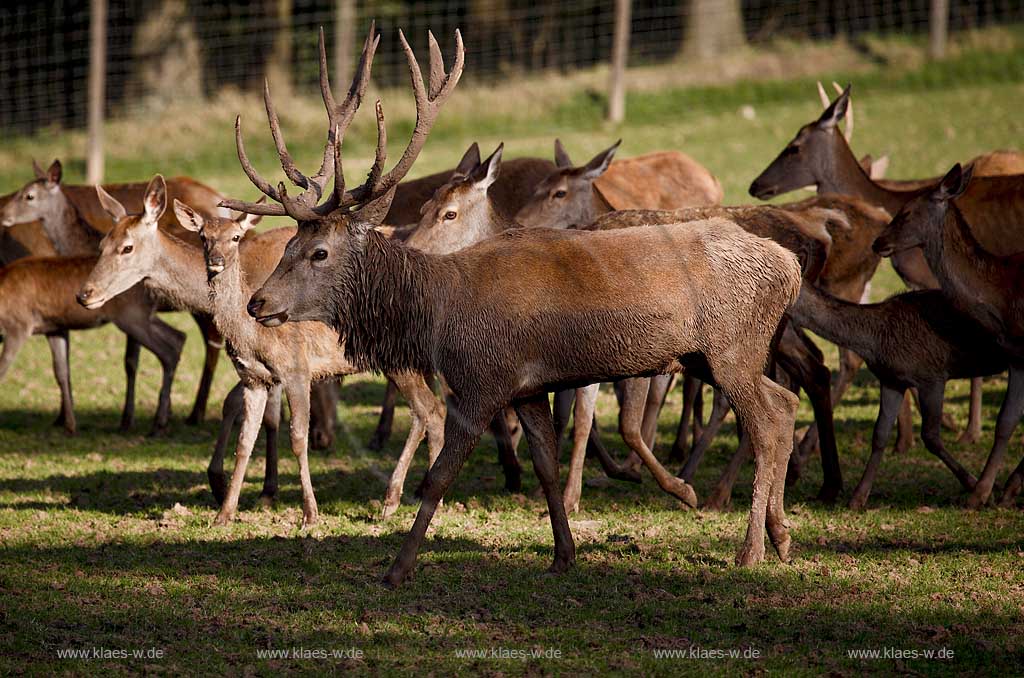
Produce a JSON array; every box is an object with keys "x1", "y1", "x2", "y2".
[{"x1": 335, "y1": 228, "x2": 444, "y2": 375}]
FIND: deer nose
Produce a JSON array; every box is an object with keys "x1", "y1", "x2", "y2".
[
  {"x1": 247, "y1": 296, "x2": 265, "y2": 318},
  {"x1": 76, "y1": 288, "x2": 91, "y2": 305}
]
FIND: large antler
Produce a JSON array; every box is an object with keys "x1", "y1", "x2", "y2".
[
  {"x1": 221, "y1": 23, "x2": 464, "y2": 221},
  {"x1": 221, "y1": 22, "x2": 380, "y2": 218}
]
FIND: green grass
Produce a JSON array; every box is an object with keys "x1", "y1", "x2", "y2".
[{"x1": 2, "y1": 38, "x2": 1024, "y2": 675}]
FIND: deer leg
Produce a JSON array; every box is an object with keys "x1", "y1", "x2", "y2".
[
  {"x1": 119, "y1": 336, "x2": 141, "y2": 432},
  {"x1": 259, "y1": 385, "x2": 282, "y2": 505},
  {"x1": 958, "y1": 377, "x2": 984, "y2": 444},
  {"x1": 670, "y1": 375, "x2": 701, "y2": 462},
  {"x1": 389, "y1": 372, "x2": 445, "y2": 515},
  {"x1": 968, "y1": 365, "x2": 1024, "y2": 509},
  {"x1": 564, "y1": 384, "x2": 599, "y2": 514},
  {"x1": 777, "y1": 327, "x2": 841, "y2": 502},
  {"x1": 895, "y1": 392, "x2": 915, "y2": 453},
  {"x1": 186, "y1": 312, "x2": 221, "y2": 425},
  {"x1": 383, "y1": 400, "x2": 489, "y2": 588},
  {"x1": 214, "y1": 385, "x2": 268, "y2": 525},
  {"x1": 368, "y1": 378, "x2": 399, "y2": 450},
  {"x1": 764, "y1": 376, "x2": 799, "y2": 563},
  {"x1": 586, "y1": 417, "x2": 643, "y2": 483},
  {"x1": 0, "y1": 326, "x2": 29, "y2": 382},
  {"x1": 515, "y1": 393, "x2": 576, "y2": 575},
  {"x1": 283, "y1": 379, "x2": 318, "y2": 528},
  {"x1": 619, "y1": 378, "x2": 698, "y2": 507},
  {"x1": 308, "y1": 380, "x2": 337, "y2": 451},
  {"x1": 45, "y1": 330, "x2": 76, "y2": 435},
  {"x1": 552, "y1": 388, "x2": 575, "y2": 449},
  {"x1": 677, "y1": 387, "x2": 731, "y2": 483},
  {"x1": 997, "y1": 455, "x2": 1024, "y2": 507},
  {"x1": 209, "y1": 382, "x2": 244, "y2": 505},
  {"x1": 488, "y1": 409, "x2": 522, "y2": 492},
  {"x1": 148, "y1": 318, "x2": 186, "y2": 436},
  {"x1": 917, "y1": 381, "x2": 976, "y2": 492},
  {"x1": 640, "y1": 374, "x2": 672, "y2": 453},
  {"x1": 702, "y1": 428, "x2": 749, "y2": 511},
  {"x1": 848, "y1": 384, "x2": 905, "y2": 510}
]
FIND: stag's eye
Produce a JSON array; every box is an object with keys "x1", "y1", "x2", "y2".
[
  {"x1": 782, "y1": 145, "x2": 800, "y2": 156},
  {"x1": 553, "y1": 190, "x2": 567, "y2": 199},
  {"x1": 312, "y1": 249, "x2": 328, "y2": 261},
  {"x1": 232, "y1": 235, "x2": 241, "y2": 242},
  {"x1": 444, "y1": 211, "x2": 457, "y2": 221},
  {"x1": 121, "y1": 245, "x2": 133, "y2": 255}
]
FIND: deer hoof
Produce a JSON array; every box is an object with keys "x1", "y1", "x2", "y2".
[
  {"x1": 735, "y1": 540, "x2": 765, "y2": 567},
  {"x1": 965, "y1": 487, "x2": 992, "y2": 510},
  {"x1": 185, "y1": 411, "x2": 203, "y2": 426},
  {"x1": 702, "y1": 490, "x2": 731, "y2": 512},
  {"x1": 310, "y1": 428, "x2": 333, "y2": 451},
  {"x1": 367, "y1": 430, "x2": 388, "y2": 451},
  {"x1": 380, "y1": 501, "x2": 399, "y2": 520},
  {"x1": 212, "y1": 511, "x2": 234, "y2": 526},
  {"x1": 257, "y1": 494, "x2": 275, "y2": 509},
  {"x1": 847, "y1": 493, "x2": 869, "y2": 511},
  {"x1": 208, "y1": 472, "x2": 227, "y2": 505}
]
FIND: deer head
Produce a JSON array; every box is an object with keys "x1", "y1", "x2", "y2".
[
  {"x1": 749, "y1": 84, "x2": 853, "y2": 200},
  {"x1": 77, "y1": 175, "x2": 167, "y2": 309},
  {"x1": 219, "y1": 23, "x2": 464, "y2": 327},
  {"x1": 0, "y1": 160, "x2": 64, "y2": 227},
  {"x1": 405, "y1": 143, "x2": 503, "y2": 254},
  {"x1": 515, "y1": 139, "x2": 619, "y2": 230},
  {"x1": 873, "y1": 163, "x2": 973, "y2": 257},
  {"x1": 175, "y1": 199, "x2": 262, "y2": 278}
]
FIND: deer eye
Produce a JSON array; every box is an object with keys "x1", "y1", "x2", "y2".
[
  {"x1": 444, "y1": 211, "x2": 457, "y2": 221},
  {"x1": 121, "y1": 245, "x2": 133, "y2": 255},
  {"x1": 232, "y1": 235, "x2": 241, "y2": 242},
  {"x1": 782, "y1": 145, "x2": 800, "y2": 156},
  {"x1": 24, "y1": 193, "x2": 34, "y2": 201},
  {"x1": 312, "y1": 249, "x2": 328, "y2": 261}
]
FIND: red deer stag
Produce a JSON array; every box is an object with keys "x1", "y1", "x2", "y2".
[
  {"x1": 1, "y1": 160, "x2": 226, "y2": 426},
  {"x1": 874, "y1": 164, "x2": 1024, "y2": 508},
  {"x1": 227, "y1": 24, "x2": 801, "y2": 585}
]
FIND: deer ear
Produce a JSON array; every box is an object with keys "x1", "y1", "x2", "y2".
[
  {"x1": 936, "y1": 163, "x2": 972, "y2": 201},
  {"x1": 554, "y1": 139, "x2": 573, "y2": 168},
  {"x1": 144, "y1": 175, "x2": 167, "y2": 222},
  {"x1": 354, "y1": 186, "x2": 398, "y2": 227},
  {"x1": 453, "y1": 142, "x2": 481, "y2": 178},
  {"x1": 816, "y1": 84, "x2": 850, "y2": 130},
  {"x1": 236, "y1": 197, "x2": 266, "y2": 231},
  {"x1": 173, "y1": 198, "x2": 204, "y2": 233},
  {"x1": 95, "y1": 185, "x2": 127, "y2": 222},
  {"x1": 469, "y1": 143, "x2": 502, "y2": 190},
  {"x1": 32, "y1": 158, "x2": 47, "y2": 180},
  {"x1": 45, "y1": 160, "x2": 62, "y2": 186},
  {"x1": 581, "y1": 140, "x2": 619, "y2": 180}
]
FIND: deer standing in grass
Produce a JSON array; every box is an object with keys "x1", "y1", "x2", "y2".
[
  {"x1": 0, "y1": 254, "x2": 184, "y2": 435},
  {"x1": 228, "y1": 24, "x2": 801, "y2": 585},
  {"x1": 874, "y1": 164, "x2": 1024, "y2": 508},
  {"x1": 1, "y1": 159, "x2": 226, "y2": 426}
]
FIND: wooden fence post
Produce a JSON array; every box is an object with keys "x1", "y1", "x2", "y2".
[
  {"x1": 607, "y1": 0, "x2": 631, "y2": 124},
  {"x1": 86, "y1": 0, "x2": 107, "y2": 184},
  {"x1": 929, "y1": 0, "x2": 949, "y2": 60},
  {"x1": 335, "y1": 0, "x2": 356, "y2": 85}
]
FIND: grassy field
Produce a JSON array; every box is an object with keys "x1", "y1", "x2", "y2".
[{"x1": 1, "y1": 34, "x2": 1023, "y2": 675}]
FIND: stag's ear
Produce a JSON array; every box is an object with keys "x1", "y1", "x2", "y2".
[
  {"x1": 31, "y1": 158, "x2": 47, "y2": 180},
  {"x1": 173, "y1": 198, "x2": 205, "y2": 233},
  {"x1": 143, "y1": 175, "x2": 167, "y2": 222},
  {"x1": 469, "y1": 143, "x2": 502, "y2": 190},
  {"x1": 45, "y1": 160, "x2": 63, "y2": 186},
  {"x1": 935, "y1": 163, "x2": 972, "y2": 202},
  {"x1": 236, "y1": 197, "x2": 265, "y2": 231},
  {"x1": 816, "y1": 84, "x2": 850, "y2": 130},
  {"x1": 95, "y1": 185, "x2": 127, "y2": 223},
  {"x1": 581, "y1": 140, "x2": 619, "y2": 180},
  {"x1": 554, "y1": 138, "x2": 573, "y2": 168},
  {"x1": 354, "y1": 186, "x2": 398, "y2": 227},
  {"x1": 453, "y1": 142, "x2": 481, "y2": 178}
]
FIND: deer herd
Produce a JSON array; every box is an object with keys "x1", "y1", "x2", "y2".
[{"x1": 1, "y1": 23, "x2": 1022, "y2": 587}]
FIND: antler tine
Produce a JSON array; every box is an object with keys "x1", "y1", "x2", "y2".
[
  {"x1": 816, "y1": 81, "x2": 830, "y2": 108},
  {"x1": 229, "y1": 115, "x2": 288, "y2": 215},
  {"x1": 833, "y1": 81, "x2": 852, "y2": 142},
  {"x1": 365, "y1": 100, "x2": 388, "y2": 194},
  {"x1": 277, "y1": 180, "x2": 321, "y2": 222},
  {"x1": 339, "y1": 29, "x2": 464, "y2": 208},
  {"x1": 264, "y1": 79, "x2": 313, "y2": 192},
  {"x1": 427, "y1": 31, "x2": 445, "y2": 99}
]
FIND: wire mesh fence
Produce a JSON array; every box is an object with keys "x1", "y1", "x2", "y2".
[{"x1": 1, "y1": 1, "x2": 1022, "y2": 135}]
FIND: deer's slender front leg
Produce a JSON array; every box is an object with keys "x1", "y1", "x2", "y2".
[
  {"x1": 214, "y1": 385, "x2": 268, "y2": 525},
  {"x1": 284, "y1": 379, "x2": 318, "y2": 527},
  {"x1": 564, "y1": 383, "x2": 599, "y2": 514},
  {"x1": 45, "y1": 330, "x2": 76, "y2": 435}
]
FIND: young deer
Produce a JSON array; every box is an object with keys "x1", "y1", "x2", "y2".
[
  {"x1": 227, "y1": 24, "x2": 801, "y2": 585},
  {"x1": 1, "y1": 159, "x2": 225, "y2": 425},
  {"x1": 790, "y1": 284, "x2": 1005, "y2": 508},
  {"x1": 1, "y1": 256, "x2": 184, "y2": 435},
  {"x1": 874, "y1": 164, "x2": 1024, "y2": 508}
]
